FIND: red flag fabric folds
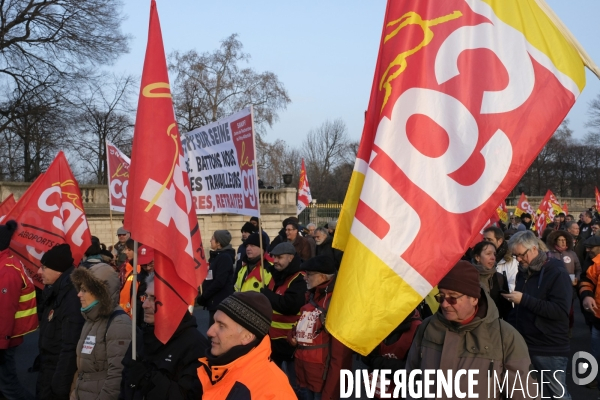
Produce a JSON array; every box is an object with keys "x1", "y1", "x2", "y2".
[
  {"x1": 4, "y1": 152, "x2": 92, "y2": 288},
  {"x1": 124, "y1": 0, "x2": 208, "y2": 344}
]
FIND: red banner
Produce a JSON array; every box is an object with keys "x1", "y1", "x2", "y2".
[
  {"x1": 0, "y1": 194, "x2": 16, "y2": 222},
  {"x1": 124, "y1": 0, "x2": 208, "y2": 343},
  {"x1": 562, "y1": 202, "x2": 568, "y2": 216},
  {"x1": 106, "y1": 140, "x2": 130, "y2": 213},
  {"x1": 4, "y1": 152, "x2": 92, "y2": 288},
  {"x1": 596, "y1": 187, "x2": 600, "y2": 210},
  {"x1": 297, "y1": 159, "x2": 312, "y2": 215}
]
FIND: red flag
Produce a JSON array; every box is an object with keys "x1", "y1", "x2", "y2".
[
  {"x1": 595, "y1": 187, "x2": 600, "y2": 210},
  {"x1": 536, "y1": 210, "x2": 548, "y2": 236},
  {"x1": 327, "y1": 0, "x2": 591, "y2": 353},
  {"x1": 106, "y1": 140, "x2": 130, "y2": 213},
  {"x1": 514, "y1": 192, "x2": 534, "y2": 217},
  {"x1": 296, "y1": 159, "x2": 312, "y2": 215},
  {"x1": 0, "y1": 194, "x2": 16, "y2": 222},
  {"x1": 537, "y1": 189, "x2": 562, "y2": 223},
  {"x1": 4, "y1": 152, "x2": 92, "y2": 287},
  {"x1": 562, "y1": 202, "x2": 568, "y2": 216},
  {"x1": 124, "y1": 0, "x2": 208, "y2": 343}
]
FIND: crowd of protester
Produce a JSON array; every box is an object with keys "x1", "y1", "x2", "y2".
[{"x1": 1, "y1": 208, "x2": 600, "y2": 399}]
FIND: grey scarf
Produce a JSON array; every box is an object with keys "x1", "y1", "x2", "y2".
[{"x1": 527, "y1": 250, "x2": 548, "y2": 273}]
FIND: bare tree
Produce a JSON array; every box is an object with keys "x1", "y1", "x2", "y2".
[
  {"x1": 302, "y1": 119, "x2": 352, "y2": 202},
  {"x1": 169, "y1": 34, "x2": 291, "y2": 136},
  {"x1": 256, "y1": 138, "x2": 301, "y2": 188},
  {"x1": 0, "y1": 0, "x2": 129, "y2": 96},
  {"x1": 0, "y1": 89, "x2": 68, "y2": 181},
  {"x1": 587, "y1": 92, "x2": 600, "y2": 137},
  {"x1": 68, "y1": 73, "x2": 135, "y2": 184}
]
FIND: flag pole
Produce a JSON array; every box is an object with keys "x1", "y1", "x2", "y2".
[
  {"x1": 132, "y1": 240, "x2": 138, "y2": 360},
  {"x1": 109, "y1": 208, "x2": 115, "y2": 244},
  {"x1": 249, "y1": 106, "x2": 265, "y2": 285}
]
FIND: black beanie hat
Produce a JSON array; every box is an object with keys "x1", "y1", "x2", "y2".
[
  {"x1": 241, "y1": 222, "x2": 257, "y2": 234},
  {"x1": 217, "y1": 292, "x2": 272, "y2": 339},
  {"x1": 438, "y1": 260, "x2": 481, "y2": 299},
  {"x1": 41, "y1": 243, "x2": 74, "y2": 273},
  {"x1": 301, "y1": 255, "x2": 337, "y2": 274},
  {"x1": 0, "y1": 220, "x2": 17, "y2": 251},
  {"x1": 244, "y1": 232, "x2": 266, "y2": 251}
]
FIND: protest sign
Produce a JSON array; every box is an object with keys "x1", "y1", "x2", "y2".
[{"x1": 181, "y1": 107, "x2": 259, "y2": 217}]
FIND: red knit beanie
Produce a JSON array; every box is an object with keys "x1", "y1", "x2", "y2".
[{"x1": 438, "y1": 260, "x2": 481, "y2": 298}]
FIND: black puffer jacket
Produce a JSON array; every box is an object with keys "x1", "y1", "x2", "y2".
[
  {"x1": 119, "y1": 312, "x2": 209, "y2": 400},
  {"x1": 198, "y1": 246, "x2": 235, "y2": 311},
  {"x1": 37, "y1": 266, "x2": 85, "y2": 400}
]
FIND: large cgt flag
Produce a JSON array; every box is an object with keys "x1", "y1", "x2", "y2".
[
  {"x1": 329, "y1": 0, "x2": 599, "y2": 354},
  {"x1": 124, "y1": 0, "x2": 208, "y2": 344},
  {"x1": 4, "y1": 152, "x2": 92, "y2": 287}
]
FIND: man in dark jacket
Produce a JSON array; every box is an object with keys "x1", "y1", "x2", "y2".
[
  {"x1": 314, "y1": 227, "x2": 343, "y2": 269},
  {"x1": 120, "y1": 274, "x2": 209, "y2": 400},
  {"x1": 198, "y1": 230, "x2": 235, "y2": 327},
  {"x1": 36, "y1": 244, "x2": 85, "y2": 400},
  {"x1": 260, "y1": 242, "x2": 306, "y2": 394},
  {"x1": 504, "y1": 230, "x2": 573, "y2": 400},
  {"x1": 236, "y1": 222, "x2": 257, "y2": 275}
]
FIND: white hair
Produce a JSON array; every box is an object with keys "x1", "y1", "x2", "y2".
[{"x1": 508, "y1": 230, "x2": 547, "y2": 252}]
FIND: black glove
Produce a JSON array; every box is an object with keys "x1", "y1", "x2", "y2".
[{"x1": 129, "y1": 359, "x2": 152, "y2": 388}]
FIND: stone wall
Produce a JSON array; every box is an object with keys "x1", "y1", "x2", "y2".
[{"x1": 0, "y1": 182, "x2": 297, "y2": 253}]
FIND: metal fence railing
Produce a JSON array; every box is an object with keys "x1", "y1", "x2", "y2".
[{"x1": 298, "y1": 203, "x2": 342, "y2": 227}]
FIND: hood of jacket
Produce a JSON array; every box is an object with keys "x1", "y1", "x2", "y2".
[
  {"x1": 71, "y1": 263, "x2": 120, "y2": 318},
  {"x1": 546, "y1": 230, "x2": 574, "y2": 251},
  {"x1": 209, "y1": 246, "x2": 236, "y2": 261}
]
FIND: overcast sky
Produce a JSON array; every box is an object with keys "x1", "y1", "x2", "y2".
[{"x1": 111, "y1": 0, "x2": 600, "y2": 147}]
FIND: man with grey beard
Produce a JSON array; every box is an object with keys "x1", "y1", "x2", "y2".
[{"x1": 314, "y1": 227, "x2": 343, "y2": 269}]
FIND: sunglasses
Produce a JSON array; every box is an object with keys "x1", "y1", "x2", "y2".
[{"x1": 434, "y1": 293, "x2": 465, "y2": 305}]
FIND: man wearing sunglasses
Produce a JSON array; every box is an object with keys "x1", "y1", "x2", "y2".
[{"x1": 405, "y1": 261, "x2": 535, "y2": 399}]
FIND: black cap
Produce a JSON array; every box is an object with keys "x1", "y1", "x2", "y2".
[
  {"x1": 583, "y1": 235, "x2": 600, "y2": 248},
  {"x1": 301, "y1": 255, "x2": 336, "y2": 274}
]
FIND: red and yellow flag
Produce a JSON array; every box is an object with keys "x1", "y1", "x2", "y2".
[
  {"x1": 562, "y1": 202, "x2": 569, "y2": 216},
  {"x1": 329, "y1": 0, "x2": 597, "y2": 354},
  {"x1": 496, "y1": 201, "x2": 509, "y2": 224},
  {"x1": 514, "y1": 192, "x2": 534, "y2": 217},
  {"x1": 124, "y1": 0, "x2": 208, "y2": 343},
  {"x1": 537, "y1": 189, "x2": 562, "y2": 223},
  {"x1": 595, "y1": 187, "x2": 600, "y2": 210}
]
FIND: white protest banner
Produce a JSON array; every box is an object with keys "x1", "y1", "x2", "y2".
[
  {"x1": 181, "y1": 107, "x2": 259, "y2": 217},
  {"x1": 106, "y1": 140, "x2": 131, "y2": 212}
]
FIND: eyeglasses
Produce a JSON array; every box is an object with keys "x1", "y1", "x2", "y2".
[
  {"x1": 118, "y1": 234, "x2": 127, "y2": 237},
  {"x1": 514, "y1": 248, "x2": 531, "y2": 259},
  {"x1": 140, "y1": 294, "x2": 156, "y2": 303},
  {"x1": 434, "y1": 293, "x2": 465, "y2": 305}
]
